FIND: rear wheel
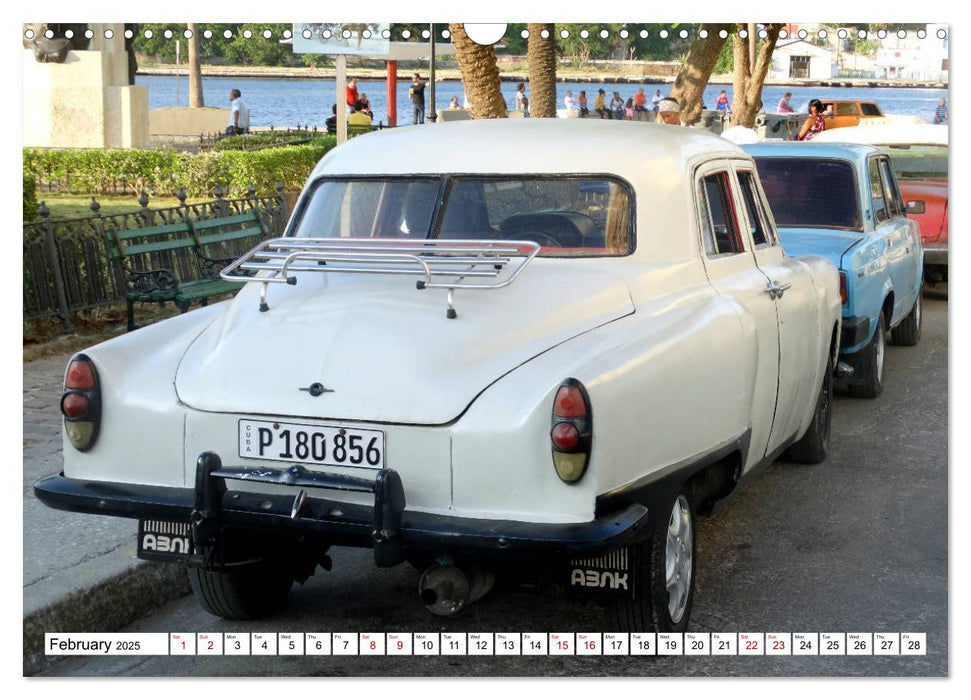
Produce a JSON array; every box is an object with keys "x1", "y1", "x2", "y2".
[
  {"x1": 189, "y1": 559, "x2": 294, "y2": 620},
  {"x1": 891, "y1": 293, "x2": 922, "y2": 346},
  {"x1": 849, "y1": 314, "x2": 886, "y2": 399},
  {"x1": 785, "y1": 355, "x2": 833, "y2": 464},
  {"x1": 614, "y1": 489, "x2": 695, "y2": 632}
]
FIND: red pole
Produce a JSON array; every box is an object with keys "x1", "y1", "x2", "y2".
[{"x1": 387, "y1": 60, "x2": 397, "y2": 126}]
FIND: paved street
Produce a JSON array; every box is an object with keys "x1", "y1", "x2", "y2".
[{"x1": 28, "y1": 294, "x2": 948, "y2": 677}]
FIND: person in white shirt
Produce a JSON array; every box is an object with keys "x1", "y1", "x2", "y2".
[
  {"x1": 564, "y1": 90, "x2": 576, "y2": 111},
  {"x1": 227, "y1": 89, "x2": 250, "y2": 134}
]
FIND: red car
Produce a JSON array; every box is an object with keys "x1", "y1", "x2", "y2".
[{"x1": 813, "y1": 124, "x2": 948, "y2": 285}]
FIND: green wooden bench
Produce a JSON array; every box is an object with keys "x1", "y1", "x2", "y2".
[{"x1": 105, "y1": 210, "x2": 267, "y2": 331}]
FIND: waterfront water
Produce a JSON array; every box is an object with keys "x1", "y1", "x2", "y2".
[{"x1": 136, "y1": 74, "x2": 948, "y2": 128}]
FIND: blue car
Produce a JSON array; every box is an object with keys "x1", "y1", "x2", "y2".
[{"x1": 744, "y1": 142, "x2": 923, "y2": 398}]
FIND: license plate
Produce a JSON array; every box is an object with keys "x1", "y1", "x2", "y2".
[
  {"x1": 138, "y1": 519, "x2": 191, "y2": 562},
  {"x1": 238, "y1": 419, "x2": 385, "y2": 469}
]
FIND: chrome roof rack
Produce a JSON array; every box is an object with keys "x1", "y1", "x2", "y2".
[{"x1": 221, "y1": 237, "x2": 542, "y2": 319}]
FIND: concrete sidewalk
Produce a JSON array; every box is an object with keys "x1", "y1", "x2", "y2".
[{"x1": 23, "y1": 353, "x2": 189, "y2": 676}]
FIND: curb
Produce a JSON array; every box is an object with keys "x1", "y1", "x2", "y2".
[{"x1": 23, "y1": 560, "x2": 191, "y2": 676}]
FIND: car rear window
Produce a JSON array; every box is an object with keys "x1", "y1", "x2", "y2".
[
  {"x1": 292, "y1": 176, "x2": 634, "y2": 256},
  {"x1": 884, "y1": 145, "x2": 949, "y2": 180},
  {"x1": 753, "y1": 158, "x2": 863, "y2": 231}
]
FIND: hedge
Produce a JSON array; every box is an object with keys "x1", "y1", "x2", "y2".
[
  {"x1": 23, "y1": 136, "x2": 338, "y2": 199},
  {"x1": 23, "y1": 170, "x2": 38, "y2": 221}
]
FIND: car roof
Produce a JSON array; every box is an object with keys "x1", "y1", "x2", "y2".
[
  {"x1": 310, "y1": 119, "x2": 749, "y2": 183},
  {"x1": 742, "y1": 141, "x2": 883, "y2": 160},
  {"x1": 810, "y1": 123, "x2": 948, "y2": 146}
]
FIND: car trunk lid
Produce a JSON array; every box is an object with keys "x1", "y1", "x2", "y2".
[{"x1": 175, "y1": 262, "x2": 634, "y2": 425}]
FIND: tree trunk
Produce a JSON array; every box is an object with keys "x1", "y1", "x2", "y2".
[
  {"x1": 527, "y1": 24, "x2": 556, "y2": 118},
  {"x1": 669, "y1": 24, "x2": 733, "y2": 126},
  {"x1": 449, "y1": 23, "x2": 507, "y2": 119},
  {"x1": 730, "y1": 24, "x2": 783, "y2": 127},
  {"x1": 187, "y1": 23, "x2": 204, "y2": 108}
]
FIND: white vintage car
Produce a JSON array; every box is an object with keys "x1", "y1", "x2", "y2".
[{"x1": 35, "y1": 120, "x2": 842, "y2": 633}]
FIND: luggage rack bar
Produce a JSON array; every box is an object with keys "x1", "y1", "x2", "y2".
[{"x1": 221, "y1": 237, "x2": 542, "y2": 318}]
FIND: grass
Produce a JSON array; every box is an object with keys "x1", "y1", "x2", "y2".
[{"x1": 35, "y1": 194, "x2": 207, "y2": 221}]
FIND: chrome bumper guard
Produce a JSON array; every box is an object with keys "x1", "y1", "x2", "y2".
[{"x1": 191, "y1": 452, "x2": 405, "y2": 567}]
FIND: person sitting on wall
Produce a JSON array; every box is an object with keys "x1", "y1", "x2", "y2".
[
  {"x1": 348, "y1": 99, "x2": 372, "y2": 134},
  {"x1": 325, "y1": 104, "x2": 338, "y2": 134}
]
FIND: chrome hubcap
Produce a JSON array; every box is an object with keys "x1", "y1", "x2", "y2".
[{"x1": 665, "y1": 495, "x2": 693, "y2": 624}]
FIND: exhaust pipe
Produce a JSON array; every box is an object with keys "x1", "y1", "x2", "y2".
[{"x1": 418, "y1": 564, "x2": 495, "y2": 616}]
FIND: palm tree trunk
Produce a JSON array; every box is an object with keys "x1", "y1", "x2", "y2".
[
  {"x1": 669, "y1": 24, "x2": 733, "y2": 126},
  {"x1": 449, "y1": 23, "x2": 507, "y2": 119},
  {"x1": 187, "y1": 23, "x2": 204, "y2": 108},
  {"x1": 730, "y1": 24, "x2": 782, "y2": 127},
  {"x1": 527, "y1": 23, "x2": 556, "y2": 118}
]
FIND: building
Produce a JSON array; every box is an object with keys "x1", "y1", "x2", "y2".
[
  {"x1": 769, "y1": 40, "x2": 835, "y2": 80},
  {"x1": 875, "y1": 23, "x2": 948, "y2": 81}
]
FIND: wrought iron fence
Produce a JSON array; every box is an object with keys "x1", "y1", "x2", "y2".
[{"x1": 23, "y1": 183, "x2": 289, "y2": 331}]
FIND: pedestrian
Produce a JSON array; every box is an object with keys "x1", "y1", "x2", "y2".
[
  {"x1": 521, "y1": 95, "x2": 530, "y2": 118},
  {"x1": 226, "y1": 88, "x2": 250, "y2": 135},
  {"x1": 409, "y1": 73, "x2": 426, "y2": 124},
  {"x1": 934, "y1": 98, "x2": 948, "y2": 124},
  {"x1": 625, "y1": 97, "x2": 634, "y2": 120},
  {"x1": 777, "y1": 91, "x2": 794, "y2": 113},
  {"x1": 448, "y1": 96, "x2": 460, "y2": 110},
  {"x1": 652, "y1": 89, "x2": 662, "y2": 113},
  {"x1": 716, "y1": 90, "x2": 730, "y2": 111},
  {"x1": 515, "y1": 82, "x2": 526, "y2": 112},
  {"x1": 611, "y1": 91, "x2": 625, "y2": 120},
  {"x1": 578, "y1": 90, "x2": 589, "y2": 117},
  {"x1": 564, "y1": 90, "x2": 576, "y2": 111},
  {"x1": 346, "y1": 77, "x2": 358, "y2": 108},
  {"x1": 797, "y1": 98, "x2": 826, "y2": 141}
]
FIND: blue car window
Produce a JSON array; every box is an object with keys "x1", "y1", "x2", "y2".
[{"x1": 753, "y1": 158, "x2": 863, "y2": 231}]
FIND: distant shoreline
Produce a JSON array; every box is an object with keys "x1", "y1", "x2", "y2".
[{"x1": 136, "y1": 64, "x2": 947, "y2": 90}]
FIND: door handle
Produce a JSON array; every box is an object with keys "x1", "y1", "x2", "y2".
[{"x1": 765, "y1": 281, "x2": 792, "y2": 299}]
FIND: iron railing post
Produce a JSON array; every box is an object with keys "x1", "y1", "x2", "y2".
[{"x1": 39, "y1": 202, "x2": 74, "y2": 334}]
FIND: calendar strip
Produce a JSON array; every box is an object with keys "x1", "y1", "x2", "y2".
[{"x1": 45, "y1": 632, "x2": 928, "y2": 657}]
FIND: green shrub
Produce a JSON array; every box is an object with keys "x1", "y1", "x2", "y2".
[
  {"x1": 23, "y1": 171, "x2": 39, "y2": 221},
  {"x1": 212, "y1": 130, "x2": 319, "y2": 151},
  {"x1": 23, "y1": 137, "x2": 338, "y2": 199}
]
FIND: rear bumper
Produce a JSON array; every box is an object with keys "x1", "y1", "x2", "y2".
[
  {"x1": 34, "y1": 454, "x2": 649, "y2": 564},
  {"x1": 923, "y1": 245, "x2": 948, "y2": 266},
  {"x1": 840, "y1": 315, "x2": 871, "y2": 353}
]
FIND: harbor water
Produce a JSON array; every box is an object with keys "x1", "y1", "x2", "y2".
[{"x1": 136, "y1": 74, "x2": 949, "y2": 129}]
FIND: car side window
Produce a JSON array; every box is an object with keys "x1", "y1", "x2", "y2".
[
  {"x1": 878, "y1": 158, "x2": 905, "y2": 219},
  {"x1": 869, "y1": 158, "x2": 889, "y2": 225},
  {"x1": 698, "y1": 172, "x2": 743, "y2": 256},
  {"x1": 836, "y1": 103, "x2": 858, "y2": 116},
  {"x1": 737, "y1": 170, "x2": 773, "y2": 247}
]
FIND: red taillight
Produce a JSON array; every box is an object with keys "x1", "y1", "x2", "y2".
[
  {"x1": 553, "y1": 385, "x2": 587, "y2": 418},
  {"x1": 551, "y1": 379, "x2": 592, "y2": 483},
  {"x1": 839, "y1": 271, "x2": 847, "y2": 305},
  {"x1": 66, "y1": 359, "x2": 96, "y2": 389},
  {"x1": 551, "y1": 422, "x2": 580, "y2": 450},
  {"x1": 61, "y1": 392, "x2": 90, "y2": 419},
  {"x1": 61, "y1": 354, "x2": 101, "y2": 451}
]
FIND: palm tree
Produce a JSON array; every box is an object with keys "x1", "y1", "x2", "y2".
[
  {"x1": 187, "y1": 23, "x2": 204, "y2": 107},
  {"x1": 669, "y1": 24, "x2": 733, "y2": 125},
  {"x1": 730, "y1": 24, "x2": 783, "y2": 127},
  {"x1": 527, "y1": 23, "x2": 556, "y2": 118},
  {"x1": 448, "y1": 23, "x2": 507, "y2": 119}
]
